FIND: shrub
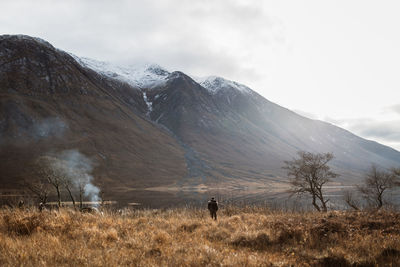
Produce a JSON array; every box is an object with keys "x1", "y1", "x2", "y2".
[
  {"x1": 3, "y1": 213, "x2": 43, "y2": 236},
  {"x1": 231, "y1": 233, "x2": 271, "y2": 251},
  {"x1": 317, "y1": 255, "x2": 351, "y2": 267},
  {"x1": 179, "y1": 223, "x2": 200, "y2": 233},
  {"x1": 276, "y1": 228, "x2": 303, "y2": 244}
]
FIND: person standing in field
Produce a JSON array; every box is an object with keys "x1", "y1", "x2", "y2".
[
  {"x1": 208, "y1": 197, "x2": 218, "y2": 220},
  {"x1": 18, "y1": 200, "x2": 24, "y2": 209}
]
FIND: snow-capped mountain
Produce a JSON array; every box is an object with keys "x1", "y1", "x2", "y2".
[
  {"x1": 1, "y1": 35, "x2": 399, "y2": 204},
  {"x1": 70, "y1": 55, "x2": 170, "y2": 89},
  {"x1": 194, "y1": 76, "x2": 252, "y2": 95}
]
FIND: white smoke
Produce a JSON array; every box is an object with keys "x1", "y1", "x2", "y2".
[
  {"x1": 47, "y1": 149, "x2": 100, "y2": 206},
  {"x1": 33, "y1": 117, "x2": 68, "y2": 139},
  {"x1": 84, "y1": 183, "x2": 100, "y2": 203},
  {"x1": 0, "y1": 115, "x2": 68, "y2": 145}
]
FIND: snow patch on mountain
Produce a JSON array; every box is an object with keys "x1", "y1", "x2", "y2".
[
  {"x1": 70, "y1": 55, "x2": 170, "y2": 89},
  {"x1": 194, "y1": 76, "x2": 252, "y2": 94},
  {"x1": 143, "y1": 92, "x2": 153, "y2": 116},
  {"x1": 70, "y1": 53, "x2": 253, "y2": 95}
]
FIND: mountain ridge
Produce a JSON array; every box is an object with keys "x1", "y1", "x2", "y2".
[{"x1": 1, "y1": 35, "x2": 399, "y2": 205}]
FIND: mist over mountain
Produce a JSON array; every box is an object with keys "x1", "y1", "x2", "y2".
[{"x1": 1, "y1": 35, "x2": 399, "y2": 204}]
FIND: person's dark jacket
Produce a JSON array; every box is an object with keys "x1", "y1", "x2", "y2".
[{"x1": 208, "y1": 200, "x2": 218, "y2": 211}]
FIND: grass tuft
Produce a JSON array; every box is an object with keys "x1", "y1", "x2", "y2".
[
  {"x1": 231, "y1": 232, "x2": 271, "y2": 250},
  {"x1": 0, "y1": 207, "x2": 399, "y2": 266},
  {"x1": 3, "y1": 212, "x2": 43, "y2": 236}
]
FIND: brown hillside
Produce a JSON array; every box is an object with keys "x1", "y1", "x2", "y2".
[{"x1": 0, "y1": 35, "x2": 187, "y2": 193}]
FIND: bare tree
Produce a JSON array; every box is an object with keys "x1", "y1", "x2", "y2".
[
  {"x1": 358, "y1": 165, "x2": 397, "y2": 209},
  {"x1": 62, "y1": 178, "x2": 76, "y2": 209},
  {"x1": 283, "y1": 151, "x2": 338, "y2": 212},
  {"x1": 76, "y1": 177, "x2": 86, "y2": 209},
  {"x1": 36, "y1": 156, "x2": 63, "y2": 207},
  {"x1": 392, "y1": 168, "x2": 400, "y2": 185},
  {"x1": 56, "y1": 157, "x2": 87, "y2": 210},
  {"x1": 33, "y1": 150, "x2": 97, "y2": 210},
  {"x1": 23, "y1": 178, "x2": 50, "y2": 205},
  {"x1": 343, "y1": 190, "x2": 360, "y2": 210},
  {"x1": 97, "y1": 181, "x2": 106, "y2": 207}
]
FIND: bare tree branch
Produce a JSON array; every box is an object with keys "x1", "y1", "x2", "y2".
[
  {"x1": 23, "y1": 178, "x2": 50, "y2": 205},
  {"x1": 392, "y1": 168, "x2": 400, "y2": 186},
  {"x1": 358, "y1": 165, "x2": 397, "y2": 209},
  {"x1": 343, "y1": 190, "x2": 360, "y2": 210},
  {"x1": 62, "y1": 178, "x2": 76, "y2": 209},
  {"x1": 283, "y1": 151, "x2": 338, "y2": 212},
  {"x1": 35, "y1": 156, "x2": 64, "y2": 207}
]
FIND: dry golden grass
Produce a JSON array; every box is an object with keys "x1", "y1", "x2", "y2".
[{"x1": 1, "y1": 206, "x2": 400, "y2": 266}]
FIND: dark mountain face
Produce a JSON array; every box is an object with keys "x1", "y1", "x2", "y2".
[
  {"x1": 1, "y1": 35, "x2": 399, "y2": 201},
  {"x1": 0, "y1": 35, "x2": 187, "y2": 191}
]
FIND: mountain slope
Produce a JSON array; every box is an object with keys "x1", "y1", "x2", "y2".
[
  {"x1": 144, "y1": 72, "x2": 400, "y2": 184},
  {"x1": 0, "y1": 35, "x2": 187, "y2": 192},
  {"x1": 1, "y1": 35, "x2": 399, "y2": 203}
]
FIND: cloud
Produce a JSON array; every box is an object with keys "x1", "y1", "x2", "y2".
[
  {"x1": 0, "y1": 0, "x2": 285, "y2": 85},
  {"x1": 385, "y1": 104, "x2": 400, "y2": 115},
  {"x1": 325, "y1": 117, "x2": 400, "y2": 150},
  {"x1": 355, "y1": 121, "x2": 400, "y2": 143}
]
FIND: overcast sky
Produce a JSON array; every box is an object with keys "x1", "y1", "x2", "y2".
[{"x1": 1, "y1": 0, "x2": 399, "y2": 150}]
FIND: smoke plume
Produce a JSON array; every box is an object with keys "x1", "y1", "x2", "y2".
[
  {"x1": 47, "y1": 149, "x2": 100, "y2": 205},
  {"x1": 33, "y1": 117, "x2": 68, "y2": 140}
]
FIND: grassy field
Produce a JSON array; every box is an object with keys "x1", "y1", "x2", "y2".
[{"x1": 1, "y1": 206, "x2": 400, "y2": 266}]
